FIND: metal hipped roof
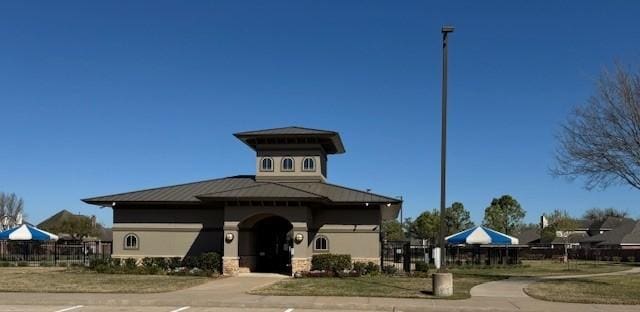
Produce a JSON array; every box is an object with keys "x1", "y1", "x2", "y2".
[{"x1": 83, "y1": 175, "x2": 401, "y2": 206}]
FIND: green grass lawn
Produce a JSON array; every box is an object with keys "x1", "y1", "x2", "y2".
[
  {"x1": 448, "y1": 260, "x2": 631, "y2": 277},
  {"x1": 250, "y1": 274, "x2": 502, "y2": 300},
  {"x1": 251, "y1": 260, "x2": 631, "y2": 300},
  {"x1": 525, "y1": 274, "x2": 640, "y2": 305},
  {"x1": 0, "y1": 267, "x2": 210, "y2": 293}
]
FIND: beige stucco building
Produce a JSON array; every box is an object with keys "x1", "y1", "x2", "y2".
[{"x1": 84, "y1": 127, "x2": 402, "y2": 275}]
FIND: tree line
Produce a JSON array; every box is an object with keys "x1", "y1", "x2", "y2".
[
  {"x1": 384, "y1": 192, "x2": 630, "y2": 244},
  {"x1": 382, "y1": 194, "x2": 526, "y2": 242}
]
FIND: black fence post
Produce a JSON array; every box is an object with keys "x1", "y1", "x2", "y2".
[
  {"x1": 380, "y1": 242, "x2": 384, "y2": 269},
  {"x1": 403, "y1": 242, "x2": 411, "y2": 273}
]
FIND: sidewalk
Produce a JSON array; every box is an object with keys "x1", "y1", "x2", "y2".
[
  {"x1": 1, "y1": 270, "x2": 639, "y2": 311},
  {"x1": 470, "y1": 266, "x2": 640, "y2": 298}
]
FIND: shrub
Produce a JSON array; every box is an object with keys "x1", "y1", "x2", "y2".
[
  {"x1": 302, "y1": 270, "x2": 359, "y2": 278},
  {"x1": 199, "y1": 252, "x2": 221, "y2": 273},
  {"x1": 141, "y1": 266, "x2": 162, "y2": 275},
  {"x1": 152, "y1": 257, "x2": 169, "y2": 270},
  {"x1": 0, "y1": 261, "x2": 12, "y2": 267},
  {"x1": 167, "y1": 267, "x2": 217, "y2": 277},
  {"x1": 311, "y1": 254, "x2": 352, "y2": 273},
  {"x1": 17, "y1": 261, "x2": 29, "y2": 267},
  {"x1": 181, "y1": 255, "x2": 199, "y2": 269},
  {"x1": 89, "y1": 257, "x2": 111, "y2": 269},
  {"x1": 94, "y1": 264, "x2": 114, "y2": 274},
  {"x1": 141, "y1": 257, "x2": 154, "y2": 268},
  {"x1": 626, "y1": 256, "x2": 636, "y2": 263},
  {"x1": 111, "y1": 258, "x2": 121, "y2": 267},
  {"x1": 123, "y1": 258, "x2": 137, "y2": 272},
  {"x1": 414, "y1": 261, "x2": 429, "y2": 273},
  {"x1": 39, "y1": 261, "x2": 54, "y2": 267},
  {"x1": 352, "y1": 262, "x2": 367, "y2": 276},
  {"x1": 168, "y1": 257, "x2": 182, "y2": 269},
  {"x1": 179, "y1": 253, "x2": 221, "y2": 272},
  {"x1": 352, "y1": 261, "x2": 380, "y2": 276},
  {"x1": 612, "y1": 256, "x2": 622, "y2": 263},
  {"x1": 365, "y1": 262, "x2": 380, "y2": 275},
  {"x1": 382, "y1": 265, "x2": 398, "y2": 275}
]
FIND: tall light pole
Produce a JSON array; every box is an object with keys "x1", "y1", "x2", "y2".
[{"x1": 439, "y1": 25, "x2": 454, "y2": 270}]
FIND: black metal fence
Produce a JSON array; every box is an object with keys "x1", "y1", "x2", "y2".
[
  {"x1": 0, "y1": 240, "x2": 112, "y2": 266},
  {"x1": 381, "y1": 241, "x2": 639, "y2": 273},
  {"x1": 380, "y1": 241, "x2": 431, "y2": 273},
  {"x1": 381, "y1": 241, "x2": 523, "y2": 273},
  {"x1": 521, "y1": 247, "x2": 640, "y2": 262}
]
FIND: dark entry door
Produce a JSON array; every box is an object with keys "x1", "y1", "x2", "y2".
[{"x1": 254, "y1": 216, "x2": 292, "y2": 274}]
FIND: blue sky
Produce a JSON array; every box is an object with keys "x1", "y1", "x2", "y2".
[{"x1": 1, "y1": 1, "x2": 639, "y2": 227}]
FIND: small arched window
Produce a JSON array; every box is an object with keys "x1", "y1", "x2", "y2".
[
  {"x1": 124, "y1": 233, "x2": 139, "y2": 250},
  {"x1": 314, "y1": 236, "x2": 328, "y2": 251},
  {"x1": 303, "y1": 157, "x2": 316, "y2": 172},
  {"x1": 281, "y1": 157, "x2": 294, "y2": 171},
  {"x1": 260, "y1": 157, "x2": 273, "y2": 171}
]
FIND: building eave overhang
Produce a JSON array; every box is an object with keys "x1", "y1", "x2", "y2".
[
  {"x1": 233, "y1": 132, "x2": 345, "y2": 154},
  {"x1": 81, "y1": 199, "x2": 203, "y2": 207}
]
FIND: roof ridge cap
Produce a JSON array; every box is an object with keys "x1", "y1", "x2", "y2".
[
  {"x1": 270, "y1": 182, "x2": 328, "y2": 199},
  {"x1": 196, "y1": 183, "x2": 268, "y2": 196},
  {"x1": 319, "y1": 181, "x2": 402, "y2": 203}
]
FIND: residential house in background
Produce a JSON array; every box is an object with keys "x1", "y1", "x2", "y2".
[
  {"x1": 38, "y1": 209, "x2": 112, "y2": 241},
  {"x1": 518, "y1": 216, "x2": 639, "y2": 249},
  {"x1": 580, "y1": 219, "x2": 640, "y2": 249},
  {"x1": 514, "y1": 229, "x2": 541, "y2": 246}
]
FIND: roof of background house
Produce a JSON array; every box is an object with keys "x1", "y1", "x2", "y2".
[
  {"x1": 100, "y1": 228, "x2": 113, "y2": 241},
  {"x1": 38, "y1": 210, "x2": 89, "y2": 229},
  {"x1": 37, "y1": 209, "x2": 111, "y2": 241},
  {"x1": 515, "y1": 229, "x2": 541, "y2": 245},
  {"x1": 551, "y1": 232, "x2": 588, "y2": 245},
  {"x1": 621, "y1": 221, "x2": 640, "y2": 246},
  {"x1": 589, "y1": 216, "x2": 629, "y2": 231},
  {"x1": 580, "y1": 218, "x2": 640, "y2": 246},
  {"x1": 82, "y1": 175, "x2": 402, "y2": 206},
  {"x1": 575, "y1": 219, "x2": 594, "y2": 229},
  {"x1": 233, "y1": 126, "x2": 346, "y2": 154}
]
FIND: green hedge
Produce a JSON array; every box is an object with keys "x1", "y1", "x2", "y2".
[
  {"x1": 353, "y1": 261, "x2": 380, "y2": 276},
  {"x1": 311, "y1": 254, "x2": 351, "y2": 272},
  {"x1": 88, "y1": 252, "x2": 221, "y2": 276}
]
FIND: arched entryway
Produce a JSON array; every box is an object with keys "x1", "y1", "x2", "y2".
[{"x1": 238, "y1": 214, "x2": 293, "y2": 274}]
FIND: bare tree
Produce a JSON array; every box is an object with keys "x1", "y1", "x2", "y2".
[
  {"x1": 553, "y1": 64, "x2": 640, "y2": 190},
  {"x1": 0, "y1": 192, "x2": 25, "y2": 230},
  {"x1": 583, "y1": 207, "x2": 628, "y2": 221}
]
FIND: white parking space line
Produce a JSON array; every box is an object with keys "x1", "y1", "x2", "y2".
[
  {"x1": 53, "y1": 306, "x2": 83, "y2": 312},
  {"x1": 169, "y1": 307, "x2": 190, "y2": 312},
  {"x1": 284, "y1": 309, "x2": 294, "y2": 312}
]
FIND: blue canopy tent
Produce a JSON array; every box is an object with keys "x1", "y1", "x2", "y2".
[
  {"x1": 0, "y1": 224, "x2": 59, "y2": 265},
  {"x1": 0, "y1": 224, "x2": 59, "y2": 241},
  {"x1": 445, "y1": 226, "x2": 521, "y2": 265},
  {"x1": 446, "y1": 226, "x2": 519, "y2": 245}
]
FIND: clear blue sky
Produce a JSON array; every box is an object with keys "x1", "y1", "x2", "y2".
[{"x1": 1, "y1": 1, "x2": 639, "y2": 227}]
